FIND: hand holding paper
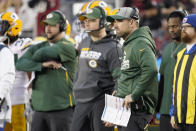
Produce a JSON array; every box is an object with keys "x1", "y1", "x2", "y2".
[{"x1": 101, "y1": 94, "x2": 131, "y2": 127}]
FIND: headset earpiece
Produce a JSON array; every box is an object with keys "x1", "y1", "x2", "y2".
[
  {"x1": 53, "y1": 10, "x2": 67, "y2": 32},
  {"x1": 130, "y1": 7, "x2": 139, "y2": 20},
  {"x1": 0, "y1": 20, "x2": 10, "y2": 36},
  {"x1": 94, "y1": 6, "x2": 106, "y2": 29}
]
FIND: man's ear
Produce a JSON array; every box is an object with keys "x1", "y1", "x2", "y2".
[
  {"x1": 128, "y1": 19, "x2": 134, "y2": 27},
  {"x1": 129, "y1": 19, "x2": 138, "y2": 28}
]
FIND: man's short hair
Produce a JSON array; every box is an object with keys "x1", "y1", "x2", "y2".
[{"x1": 167, "y1": 10, "x2": 186, "y2": 22}]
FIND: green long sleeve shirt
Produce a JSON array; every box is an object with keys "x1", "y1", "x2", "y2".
[{"x1": 16, "y1": 38, "x2": 77, "y2": 111}]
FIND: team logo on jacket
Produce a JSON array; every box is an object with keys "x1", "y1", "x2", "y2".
[
  {"x1": 88, "y1": 59, "x2": 97, "y2": 68},
  {"x1": 121, "y1": 59, "x2": 129, "y2": 70}
]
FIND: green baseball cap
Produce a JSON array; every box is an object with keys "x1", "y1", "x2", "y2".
[
  {"x1": 106, "y1": 7, "x2": 139, "y2": 22},
  {"x1": 80, "y1": 7, "x2": 102, "y2": 20},
  {"x1": 42, "y1": 11, "x2": 62, "y2": 26}
]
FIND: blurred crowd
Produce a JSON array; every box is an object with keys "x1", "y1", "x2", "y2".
[
  {"x1": 1, "y1": 0, "x2": 196, "y2": 57},
  {"x1": 1, "y1": 0, "x2": 196, "y2": 131}
]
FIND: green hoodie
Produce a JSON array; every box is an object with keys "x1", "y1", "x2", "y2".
[
  {"x1": 116, "y1": 26, "x2": 158, "y2": 114},
  {"x1": 16, "y1": 38, "x2": 76, "y2": 111}
]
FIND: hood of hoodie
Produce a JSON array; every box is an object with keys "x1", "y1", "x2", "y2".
[{"x1": 124, "y1": 26, "x2": 156, "y2": 54}]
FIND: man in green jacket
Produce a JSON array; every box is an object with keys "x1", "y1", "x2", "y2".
[
  {"x1": 106, "y1": 7, "x2": 158, "y2": 131},
  {"x1": 16, "y1": 10, "x2": 76, "y2": 131},
  {"x1": 156, "y1": 11, "x2": 186, "y2": 131}
]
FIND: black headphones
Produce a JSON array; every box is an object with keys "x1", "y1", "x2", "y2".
[
  {"x1": 130, "y1": 7, "x2": 139, "y2": 20},
  {"x1": 94, "y1": 6, "x2": 106, "y2": 29},
  {"x1": 52, "y1": 10, "x2": 67, "y2": 32},
  {"x1": 0, "y1": 20, "x2": 10, "y2": 36}
]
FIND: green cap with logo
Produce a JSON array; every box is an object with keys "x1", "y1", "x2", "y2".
[
  {"x1": 106, "y1": 7, "x2": 139, "y2": 22},
  {"x1": 42, "y1": 11, "x2": 62, "y2": 26},
  {"x1": 80, "y1": 7, "x2": 102, "y2": 20}
]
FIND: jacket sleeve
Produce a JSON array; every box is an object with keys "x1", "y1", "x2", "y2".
[
  {"x1": 107, "y1": 45, "x2": 122, "y2": 78},
  {"x1": 32, "y1": 42, "x2": 76, "y2": 63},
  {"x1": 156, "y1": 74, "x2": 164, "y2": 112},
  {"x1": 16, "y1": 45, "x2": 42, "y2": 72},
  {"x1": 106, "y1": 45, "x2": 122, "y2": 89},
  {"x1": 155, "y1": 46, "x2": 167, "y2": 112},
  {"x1": 131, "y1": 42, "x2": 158, "y2": 101},
  {"x1": 0, "y1": 48, "x2": 15, "y2": 99}
]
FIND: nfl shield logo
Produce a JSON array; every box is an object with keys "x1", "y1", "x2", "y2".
[{"x1": 182, "y1": 18, "x2": 187, "y2": 24}]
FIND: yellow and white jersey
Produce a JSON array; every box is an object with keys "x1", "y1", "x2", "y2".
[{"x1": 8, "y1": 38, "x2": 32, "y2": 105}]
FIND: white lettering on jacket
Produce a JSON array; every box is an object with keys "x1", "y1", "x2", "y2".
[
  {"x1": 121, "y1": 55, "x2": 129, "y2": 70},
  {"x1": 80, "y1": 51, "x2": 101, "y2": 60}
]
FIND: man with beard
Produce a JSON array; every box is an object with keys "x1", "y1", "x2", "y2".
[
  {"x1": 16, "y1": 10, "x2": 77, "y2": 131},
  {"x1": 105, "y1": 7, "x2": 158, "y2": 131},
  {"x1": 171, "y1": 14, "x2": 196, "y2": 131},
  {"x1": 156, "y1": 11, "x2": 186, "y2": 131}
]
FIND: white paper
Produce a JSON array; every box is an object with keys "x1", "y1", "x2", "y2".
[
  {"x1": 60, "y1": 66, "x2": 67, "y2": 71},
  {"x1": 101, "y1": 94, "x2": 131, "y2": 127}
]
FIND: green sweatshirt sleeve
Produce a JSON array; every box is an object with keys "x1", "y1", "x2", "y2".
[
  {"x1": 16, "y1": 45, "x2": 42, "y2": 72},
  {"x1": 32, "y1": 41, "x2": 76, "y2": 62},
  {"x1": 159, "y1": 44, "x2": 171, "y2": 74},
  {"x1": 131, "y1": 42, "x2": 158, "y2": 101}
]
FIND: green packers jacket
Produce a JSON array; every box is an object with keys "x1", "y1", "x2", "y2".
[
  {"x1": 116, "y1": 26, "x2": 158, "y2": 114},
  {"x1": 16, "y1": 38, "x2": 77, "y2": 111}
]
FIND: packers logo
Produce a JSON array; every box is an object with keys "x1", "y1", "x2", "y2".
[
  {"x1": 86, "y1": 9, "x2": 93, "y2": 14},
  {"x1": 46, "y1": 13, "x2": 53, "y2": 19},
  {"x1": 88, "y1": 59, "x2": 97, "y2": 68}
]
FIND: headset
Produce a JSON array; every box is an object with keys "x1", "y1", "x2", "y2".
[
  {"x1": 94, "y1": 6, "x2": 106, "y2": 29},
  {"x1": 41, "y1": 10, "x2": 67, "y2": 32},
  {"x1": 0, "y1": 20, "x2": 10, "y2": 36},
  {"x1": 130, "y1": 7, "x2": 139, "y2": 20},
  {"x1": 0, "y1": 20, "x2": 10, "y2": 42},
  {"x1": 52, "y1": 10, "x2": 67, "y2": 32},
  {"x1": 84, "y1": 6, "x2": 107, "y2": 33}
]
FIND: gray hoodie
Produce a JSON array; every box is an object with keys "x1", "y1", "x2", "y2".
[{"x1": 73, "y1": 35, "x2": 122, "y2": 103}]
